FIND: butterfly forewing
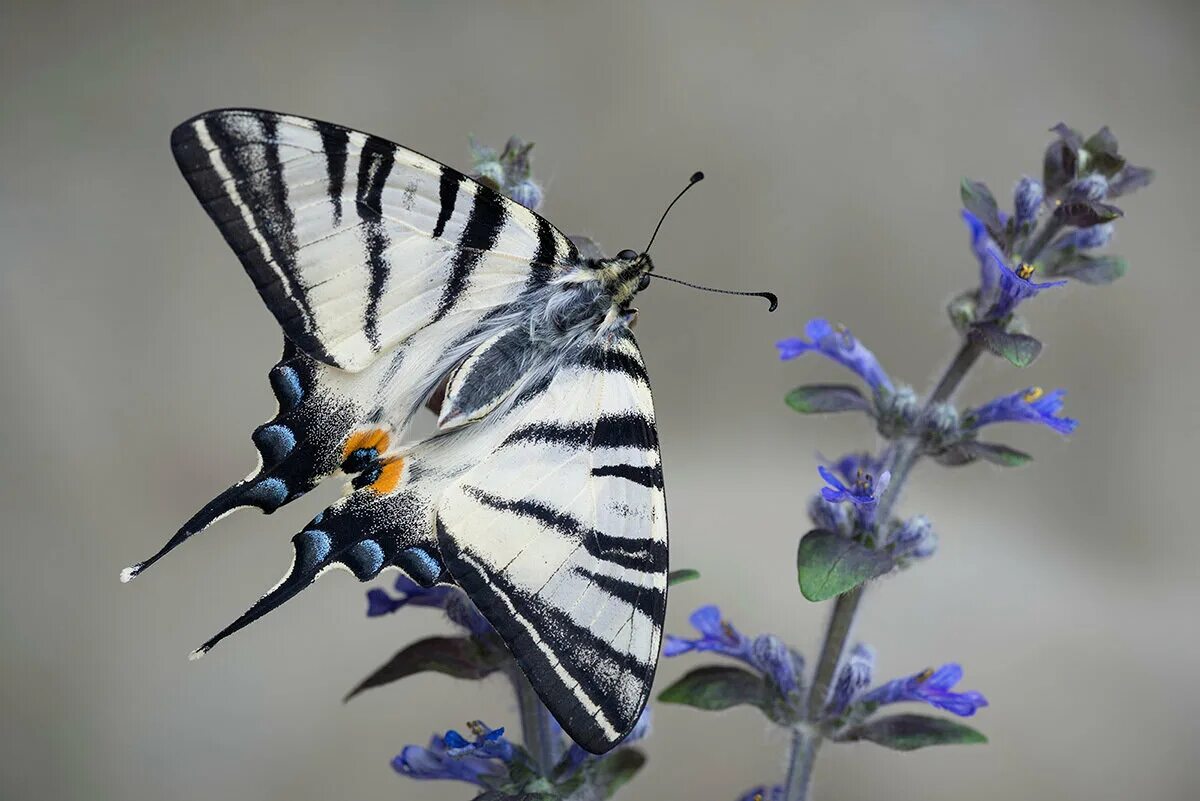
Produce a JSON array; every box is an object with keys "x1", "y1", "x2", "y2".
[
  {"x1": 170, "y1": 108, "x2": 579, "y2": 371},
  {"x1": 436, "y1": 330, "x2": 668, "y2": 753}
]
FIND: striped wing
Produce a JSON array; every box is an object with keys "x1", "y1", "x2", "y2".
[
  {"x1": 171, "y1": 108, "x2": 580, "y2": 371},
  {"x1": 436, "y1": 330, "x2": 668, "y2": 753}
]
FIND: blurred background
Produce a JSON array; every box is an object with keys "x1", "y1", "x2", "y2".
[{"x1": 2, "y1": 1, "x2": 1197, "y2": 799}]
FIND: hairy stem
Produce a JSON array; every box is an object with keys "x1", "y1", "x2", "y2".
[
  {"x1": 781, "y1": 337, "x2": 983, "y2": 801},
  {"x1": 511, "y1": 669, "x2": 560, "y2": 774},
  {"x1": 781, "y1": 726, "x2": 822, "y2": 801}
]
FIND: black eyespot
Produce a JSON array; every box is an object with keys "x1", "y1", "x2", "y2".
[
  {"x1": 617, "y1": 249, "x2": 638, "y2": 260},
  {"x1": 637, "y1": 273, "x2": 651, "y2": 291}
]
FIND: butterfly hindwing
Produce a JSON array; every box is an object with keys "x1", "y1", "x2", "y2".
[
  {"x1": 435, "y1": 329, "x2": 668, "y2": 753},
  {"x1": 171, "y1": 108, "x2": 579, "y2": 371}
]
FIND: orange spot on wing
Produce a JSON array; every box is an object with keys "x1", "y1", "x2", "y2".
[
  {"x1": 369, "y1": 458, "x2": 405, "y2": 495},
  {"x1": 342, "y1": 427, "x2": 391, "y2": 461}
]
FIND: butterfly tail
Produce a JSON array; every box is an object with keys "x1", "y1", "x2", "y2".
[
  {"x1": 122, "y1": 340, "x2": 369, "y2": 582},
  {"x1": 189, "y1": 475, "x2": 447, "y2": 657}
]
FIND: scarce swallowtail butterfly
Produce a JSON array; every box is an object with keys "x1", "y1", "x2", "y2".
[{"x1": 124, "y1": 108, "x2": 776, "y2": 753}]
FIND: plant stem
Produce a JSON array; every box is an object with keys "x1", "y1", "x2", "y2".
[
  {"x1": 511, "y1": 669, "x2": 560, "y2": 774},
  {"x1": 781, "y1": 726, "x2": 821, "y2": 801},
  {"x1": 781, "y1": 337, "x2": 985, "y2": 801}
]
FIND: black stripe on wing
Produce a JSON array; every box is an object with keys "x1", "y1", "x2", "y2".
[
  {"x1": 436, "y1": 523, "x2": 655, "y2": 754},
  {"x1": 316, "y1": 122, "x2": 349, "y2": 226},
  {"x1": 355, "y1": 141, "x2": 397, "y2": 349},
  {"x1": 432, "y1": 185, "x2": 509, "y2": 322},
  {"x1": 462, "y1": 486, "x2": 667, "y2": 574},
  {"x1": 171, "y1": 112, "x2": 332, "y2": 364}
]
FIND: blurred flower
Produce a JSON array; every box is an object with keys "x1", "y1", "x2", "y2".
[
  {"x1": 1053, "y1": 223, "x2": 1113, "y2": 251},
  {"x1": 1013, "y1": 176, "x2": 1044, "y2": 227},
  {"x1": 367, "y1": 575, "x2": 459, "y2": 617},
  {"x1": 663, "y1": 605, "x2": 754, "y2": 664},
  {"x1": 738, "y1": 787, "x2": 784, "y2": 801},
  {"x1": 963, "y1": 210, "x2": 1066, "y2": 318},
  {"x1": 1066, "y1": 173, "x2": 1109, "y2": 201},
  {"x1": 818, "y1": 465, "x2": 890, "y2": 509},
  {"x1": 966, "y1": 386, "x2": 1077, "y2": 435},
  {"x1": 392, "y1": 727, "x2": 509, "y2": 786},
  {"x1": 366, "y1": 575, "x2": 493, "y2": 636},
  {"x1": 827, "y1": 643, "x2": 875, "y2": 716},
  {"x1": 443, "y1": 721, "x2": 514, "y2": 762},
  {"x1": 887, "y1": 515, "x2": 938, "y2": 560},
  {"x1": 752, "y1": 634, "x2": 802, "y2": 696},
  {"x1": 509, "y1": 180, "x2": 544, "y2": 212},
  {"x1": 858, "y1": 663, "x2": 989, "y2": 717},
  {"x1": 777, "y1": 319, "x2": 894, "y2": 394}
]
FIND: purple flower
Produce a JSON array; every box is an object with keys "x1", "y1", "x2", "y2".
[
  {"x1": 1053, "y1": 223, "x2": 1113, "y2": 251},
  {"x1": 1013, "y1": 176, "x2": 1044, "y2": 227},
  {"x1": 777, "y1": 319, "x2": 894, "y2": 394},
  {"x1": 367, "y1": 576, "x2": 494, "y2": 636},
  {"x1": 663, "y1": 605, "x2": 755, "y2": 665},
  {"x1": 1066, "y1": 173, "x2": 1109, "y2": 201},
  {"x1": 818, "y1": 465, "x2": 890, "y2": 508},
  {"x1": 963, "y1": 210, "x2": 1066, "y2": 318},
  {"x1": 392, "y1": 728, "x2": 509, "y2": 786},
  {"x1": 752, "y1": 634, "x2": 803, "y2": 696},
  {"x1": 366, "y1": 575, "x2": 459, "y2": 617},
  {"x1": 443, "y1": 721, "x2": 514, "y2": 762},
  {"x1": 888, "y1": 515, "x2": 938, "y2": 560},
  {"x1": 665, "y1": 608, "x2": 804, "y2": 696},
  {"x1": 509, "y1": 180, "x2": 544, "y2": 212},
  {"x1": 827, "y1": 643, "x2": 875, "y2": 716},
  {"x1": 967, "y1": 386, "x2": 1078, "y2": 435},
  {"x1": 859, "y1": 663, "x2": 989, "y2": 717}
]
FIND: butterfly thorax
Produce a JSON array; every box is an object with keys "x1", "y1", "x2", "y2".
[{"x1": 554, "y1": 251, "x2": 652, "y2": 331}]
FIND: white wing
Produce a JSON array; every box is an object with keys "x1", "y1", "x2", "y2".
[
  {"x1": 436, "y1": 329, "x2": 668, "y2": 753},
  {"x1": 171, "y1": 107, "x2": 580, "y2": 371}
]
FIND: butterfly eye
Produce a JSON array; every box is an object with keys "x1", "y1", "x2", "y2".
[
  {"x1": 617, "y1": 249, "x2": 639, "y2": 261},
  {"x1": 637, "y1": 273, "x2": 651, "y2": 291}
]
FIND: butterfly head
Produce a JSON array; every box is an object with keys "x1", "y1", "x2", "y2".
[{"x1": 593, "y1": 248, "x2": 655, "y2": 309}]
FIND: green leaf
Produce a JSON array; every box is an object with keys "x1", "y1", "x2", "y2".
[
  {"x1": 344, "y1": 635, "x2": 507, "y2": 701},
  {"x1": 840, "y1": 714, "x2": 988, "y2": 751},
  {"x1": 1083, "y1": 126, "x2": 1125, "y2": 176},
  {"x1": 658, "y1": 665, "x2": 768, "y2": 712},
  {"x1": 965, "y1": 440, "x2": 1033, "y2": 467},
  {"x1": 1052, "y1": 200, "x2": 1123, "y2": 228},
  {"x1": 796, "y1": 528, "x2": 894, "y2": 602},
  {"x1": 585, "y1": 747, "x2": 647, "y2": 798},
  {"x1": 970, "y1": 323, "x2": 1042, "y2": 368},
  {"x1": 785, "y1": 384, "x2": 872, "y2": 414},
  {"x1": 1050, "y1": 253, "x2": 1127, "y2": 285},
  {"x1": 668, "y1": 568, "x2": 701, "y2": 586},
  {"x1": 960, "y1": 178, "x2": 1002, "y2": 232}
]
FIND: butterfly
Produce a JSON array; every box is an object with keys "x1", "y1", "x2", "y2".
[{"x1": 124, "y1": 108, "x2": 774, "y2": 753}]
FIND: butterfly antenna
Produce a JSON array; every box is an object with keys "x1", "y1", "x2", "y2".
[
  {"x1": 648, "y1": 273, "x2": 779, "y2": 311},
  {"x1": 643, "y1": 171, "x2": 705, "y2": 254}
]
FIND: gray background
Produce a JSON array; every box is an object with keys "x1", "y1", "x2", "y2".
[{"x1": 2, "y1": 1, "x2": 1197, "y2": 799}]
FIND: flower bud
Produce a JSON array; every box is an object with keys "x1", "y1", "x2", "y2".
[
  {"x1": 509, "y1": 180, "x2": 544, "y2": 212},
  {"x1": 1066, "y1": 173, "x2": 1109, "y2": 201},
  {"x1": 1013, "y1": 176, "x2": 1044, "y2": 227}
]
